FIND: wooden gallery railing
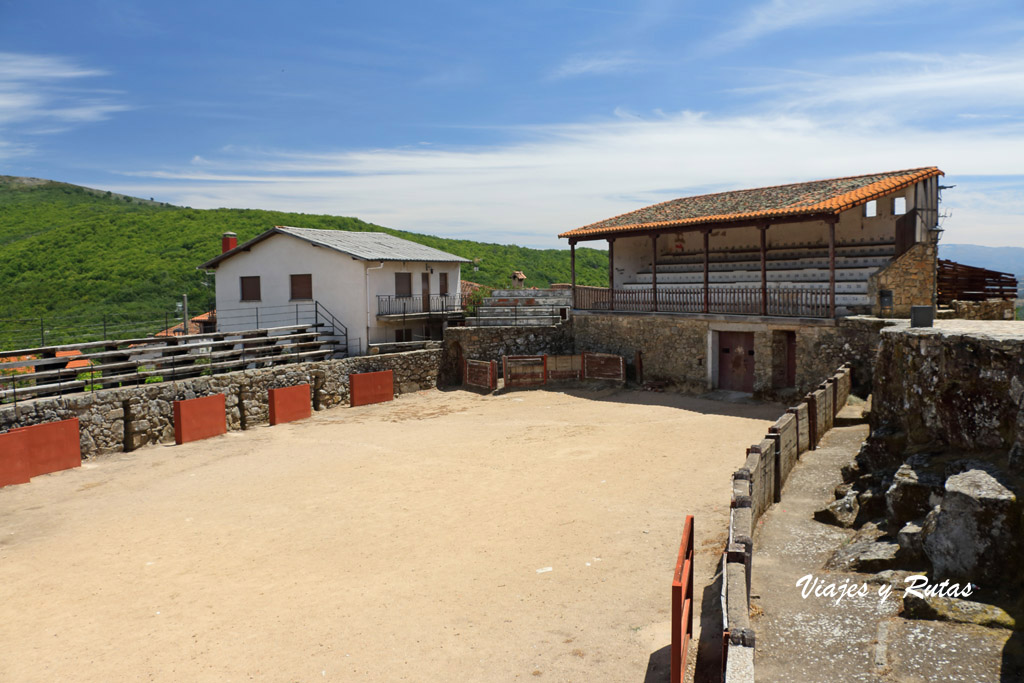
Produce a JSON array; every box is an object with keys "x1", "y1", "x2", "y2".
[{"x1": 573, "y1": 287, "x2": 830, "y2": 318}]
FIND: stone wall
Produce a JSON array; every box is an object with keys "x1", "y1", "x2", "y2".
[
  {"x1": 869, "y1": 242, "x2": 938, "y2": 317},
  {"x1": 440, "y1": 323, "x2": 574, "y2": 385},
  {"x1": 949, "y1": 299, "x2": 1016, "y2": 321},
  {"x1": 0, "y1": 348, "x2": 442, "y2": 458},
  {"x1": 571, "y1": 312, "x2": 890, "y2": 398},
  {"x1": 869, "y1": 321, "x2": 1024, "y2": 462},
  {"x1": 723, "y1": 364, "x2": 852, "y2": 682}
]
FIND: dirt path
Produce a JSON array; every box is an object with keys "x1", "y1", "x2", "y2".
[{"x1": 0, "y1": 387, "x2": 783, "y2": 682}]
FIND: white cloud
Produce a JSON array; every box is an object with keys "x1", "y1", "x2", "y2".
[
  {"x1": 0, "y1": 53, "x2": 128, "y2": 144},
  {"x1": 547, "y1": 53, "x2": 645, "y2": 80},
  {"x1": 112, "y1": 108, "x2": 1024, "y2": 249},
  {"x1": 708, "y1": 0, "x2": 924, "y2": 52},
  {"x1": 738, "y1": 51, "x2": 1024, "y2": 118}
]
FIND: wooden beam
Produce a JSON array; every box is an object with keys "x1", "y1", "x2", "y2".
[
  {"x1": 828, "y1": 217, "x2": 837, "y2": 317},
  {"x1": 760, "y1": 224, "x2": 768, "y2": 316},
  {"x1": 561, "y1": 211, "x2": 837, "y2": 243},
  {"x1": 608, "y1": 237, "x2": 615, "y2": 311},
  {"x1": 570, "y1": 240, "x2": 577, "y2": 309},
  {"x1": 651, "y1": 234, "x2": 659, "y2": 312},
  {"x1": 703, "y1": 230, "x2": 710, "y2": 314}
]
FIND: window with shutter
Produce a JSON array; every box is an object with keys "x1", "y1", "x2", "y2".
[
  {"x1": 395, "y1": 272, "x2": 412, "y2": 297},
  {"x1": 240, "y1": 276, "x2": 261, "y2": 301},
  {"x1": 439, "y1": 272, "x2": 449, "y2": 295},
  {"x1": 290, "y1": 274, "x2": 312, "y2": 300}
]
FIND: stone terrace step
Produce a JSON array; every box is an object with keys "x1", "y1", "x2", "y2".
[{"x1": 466, "y1": 316, "x2": 562, "y2": 326}]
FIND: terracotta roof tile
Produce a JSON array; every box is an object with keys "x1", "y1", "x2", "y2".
[{"x1": 559, "y1": 167, "x2": 943, "y2": 239}]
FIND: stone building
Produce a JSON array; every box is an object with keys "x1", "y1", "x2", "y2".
[{"x1": 559, "y1": 167, "x2": 944, "y2": 396}]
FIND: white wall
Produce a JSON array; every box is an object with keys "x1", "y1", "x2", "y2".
[
  {"x1": 364, "y1": 261, "x2": 461, "y2": 344},
  {"x1": 212, "y1": 233, "x2": 462, "y2": 350},
  {"x1": 212, "y1": 233, "x2": 368, "y2": 349}
]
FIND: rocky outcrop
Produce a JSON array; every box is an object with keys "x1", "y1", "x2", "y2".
[
  {"x1": 921, "y1": 465, "x2": 1023, "y2": 586},
  {"x1": 885, "y1": 453, "x2": 946, "y2": 526}
]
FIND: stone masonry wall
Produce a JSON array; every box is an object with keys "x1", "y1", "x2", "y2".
[
  {"x1": 0, "y1": 348, "x2": 442, "y2": 458},
  {"x1": 869, "y1": 242, "x2": 938, "y2": 317},
  {"x1": 572, "y1": 312, "x2": 890, "y2": 398},
  {"x1": 949, "y1": 299, "x2": 1016, "y2": 321},
  {"x1": 870, "y1": 321, "x2": 1024, "y2": 463},
  {"x1": 440, "y1": 323, "x2": 574, "y2": 385}
]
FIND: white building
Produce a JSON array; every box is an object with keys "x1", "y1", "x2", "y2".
[{"x1": 199, "y1": 226, "x2": 469, "y2": 354}]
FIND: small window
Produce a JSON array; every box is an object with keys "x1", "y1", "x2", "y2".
[
  {"x1": 290, "y1": 274, "x2": 312, "y2": 300},
  {"x1": 893, "y1": 197, "x2": 907, "y2": 215},
  {"x1": 864, "y1": 200, "x2": 877, "y2": 218},
  {"x1": 439, "y1": 272, "x2": 449, "y2": 295},
  {"x1": 395, "y1": 272, "x2": 412, "y2": 297},
  {"x1": 240, "y1": 276, "x2": 261, "y2": 301}
]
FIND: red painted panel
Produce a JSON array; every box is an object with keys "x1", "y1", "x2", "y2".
[
  {"x1": 1, "y1": 418, "x2": 81, "y2": 486},
  {"x1": 173, "y1": 394, "x2": 227, "y2": 444},
  {"x1": 0, "y1": 429, "x2": 32, "y2": 487},
  {"x1": 350, "y1": 371, "x2": 394, "y2": 407},
  {"x1": 269, "y1": 384, "x2": 312, "y2": 425}
]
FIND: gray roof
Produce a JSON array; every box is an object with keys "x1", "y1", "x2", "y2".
[{"x1": 199, "y1": 226, "x2": 470, "y2": 269}]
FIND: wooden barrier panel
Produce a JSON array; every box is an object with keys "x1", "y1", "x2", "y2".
[
  {"x1": 581, "y1": 351, "x2": 625, "y2": 381},
  {"x1": 503, "y1": 355, "x2": 547, "y2": 388},
  {"x1": 820, "y1": 381, "x2": 835, "y2": 435},
  {"x1": 463, "y1": 359, "x2": 497, "y2": 392},
  {"x1": 671, "y1": 515, "x2": 695, "y2": 683},
  {"x1": 0, "y1": 429, "x2": 32, "y2": 487},
  {"x1": 0, "y1": 418, "x2": 81, "y2": 487},
  {"x1": 173, "y1": 394, "x2": 227, "y2": 444},
  {"x1": 547, "y1": 354, "x2": 581, "y2": 381},
  {"x1": 269, "y1": 384, "x2": 313, "y2": 424},
  {"x1": 349, "y1": 371, "x2": 394, "y2": 408},
  {"x1": 770, "y1": 413, "x2": 799, "y2": 496},
  {"x1": 744, "y1": 439, "x2": 775, "y2": 524},
  {"x1": 790, "y1": 403, "x2": 810, "y2": 455}
]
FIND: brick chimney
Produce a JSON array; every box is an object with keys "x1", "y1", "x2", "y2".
[{"x1": 221, "y1": 232, "x2": 238, "y2": 253}]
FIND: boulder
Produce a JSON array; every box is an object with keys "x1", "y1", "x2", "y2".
[
  {"x1": 814, "y1": 490, "x2": 859, "y2": 528},
  {"x1": 902, "y1": 593, "x2": 1017, "y2": 630},
  {"x1": 886, "y1": 453, "x2": 946, "y2": 526},
  {"x1": 922, "y1": 465, "x2": 1023, "y2": 585},
  {"x1": 896, "y1": 520, "x2": 926, "y2": 566},
  {"x1": 826, "y1": 539, "x2": 900, "y2": 573}
]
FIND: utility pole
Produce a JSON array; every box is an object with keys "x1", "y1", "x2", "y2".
[{"x1": 182, "y1": 294, "x2": 189, "y2": 336}]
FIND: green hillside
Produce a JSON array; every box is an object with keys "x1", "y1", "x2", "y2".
[{"x1": 0, "y1": 176, "x2": 607, "y2": 348}]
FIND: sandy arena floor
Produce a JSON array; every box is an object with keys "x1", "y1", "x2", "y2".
[{"x1": 0, "y1": 387, "x2": 783, "y2": 682}]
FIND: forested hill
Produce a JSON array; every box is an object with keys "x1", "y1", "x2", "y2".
[{"x1": 0, "y1": 176, "x2": 607, "y2": 346}]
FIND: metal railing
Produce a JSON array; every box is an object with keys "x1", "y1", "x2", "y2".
[
  {"x1": 377, "y1": 293, "x2": 466, "y2": 316},
  {"x1": 573, "y1": 287, "x2": 830, "y2": 318}
]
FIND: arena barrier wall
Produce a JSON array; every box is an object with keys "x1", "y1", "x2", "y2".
[
  {"x1": 722, "y1": 363, "x2": 853, "y2": 681},
  {"x1": 269, "y1": 384, "x2": 312, "y2": 424},
  {"x1": 173, "y1": 394, "x2": 227, "y2": 444},
  {"x1": 463, "y1": 359, "x2": 498, "y2": 391},
  {"x1": 0, "y1": 417, "x2": 81, "y2": 487},
  {"x1": 670, "y1": 515, "x2": 695, "y2": 683},
  {"x1": 349, "y1": 371, "x2": 394, "y2": 408}
]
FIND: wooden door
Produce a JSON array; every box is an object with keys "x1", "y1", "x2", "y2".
[
  {"x1": 718, "y1": 331, "x2": 755, "y2": 392},
  {"x1": 422, "y1": 272, "x2": 431, "y2": 312}
]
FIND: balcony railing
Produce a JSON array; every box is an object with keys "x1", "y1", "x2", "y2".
[
  {"x1": 573, "y1": 287, "x2": 830, "y2": 318},
  {"x1": 377, "y1": 294, "x2": 466, "y2": 316}
]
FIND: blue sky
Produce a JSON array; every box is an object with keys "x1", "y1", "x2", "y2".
[{"x1": 2, "y1": 0, "x2": 1023, "y2": 248}]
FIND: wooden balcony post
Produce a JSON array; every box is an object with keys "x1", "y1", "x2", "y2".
[
  {"x1": 828, "y1": 216, "x2": 837, "y2": 317},
  {"x1": 651, "y1": 233, "x2": 659, "y2": 312},
  {"x1": 608, "y1": 237, "x2": 615, "y2": 311},
  {"x1": 760, "y1": 223, "x2": 769, "y2": 316},
  {"x1": 570, "y1": 240, "x2": 577, "y2": 308},
  {"x1": 703, "y1": 229, "x2": 710, "y2": 314}
]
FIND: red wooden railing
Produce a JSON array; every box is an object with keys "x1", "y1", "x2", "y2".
[
  {"x1": 574, "y1": 287, "x2": 830, "y2": 318},
  {"x1": 671, "y1": 515, "x2": 695, "y2": 683}
]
